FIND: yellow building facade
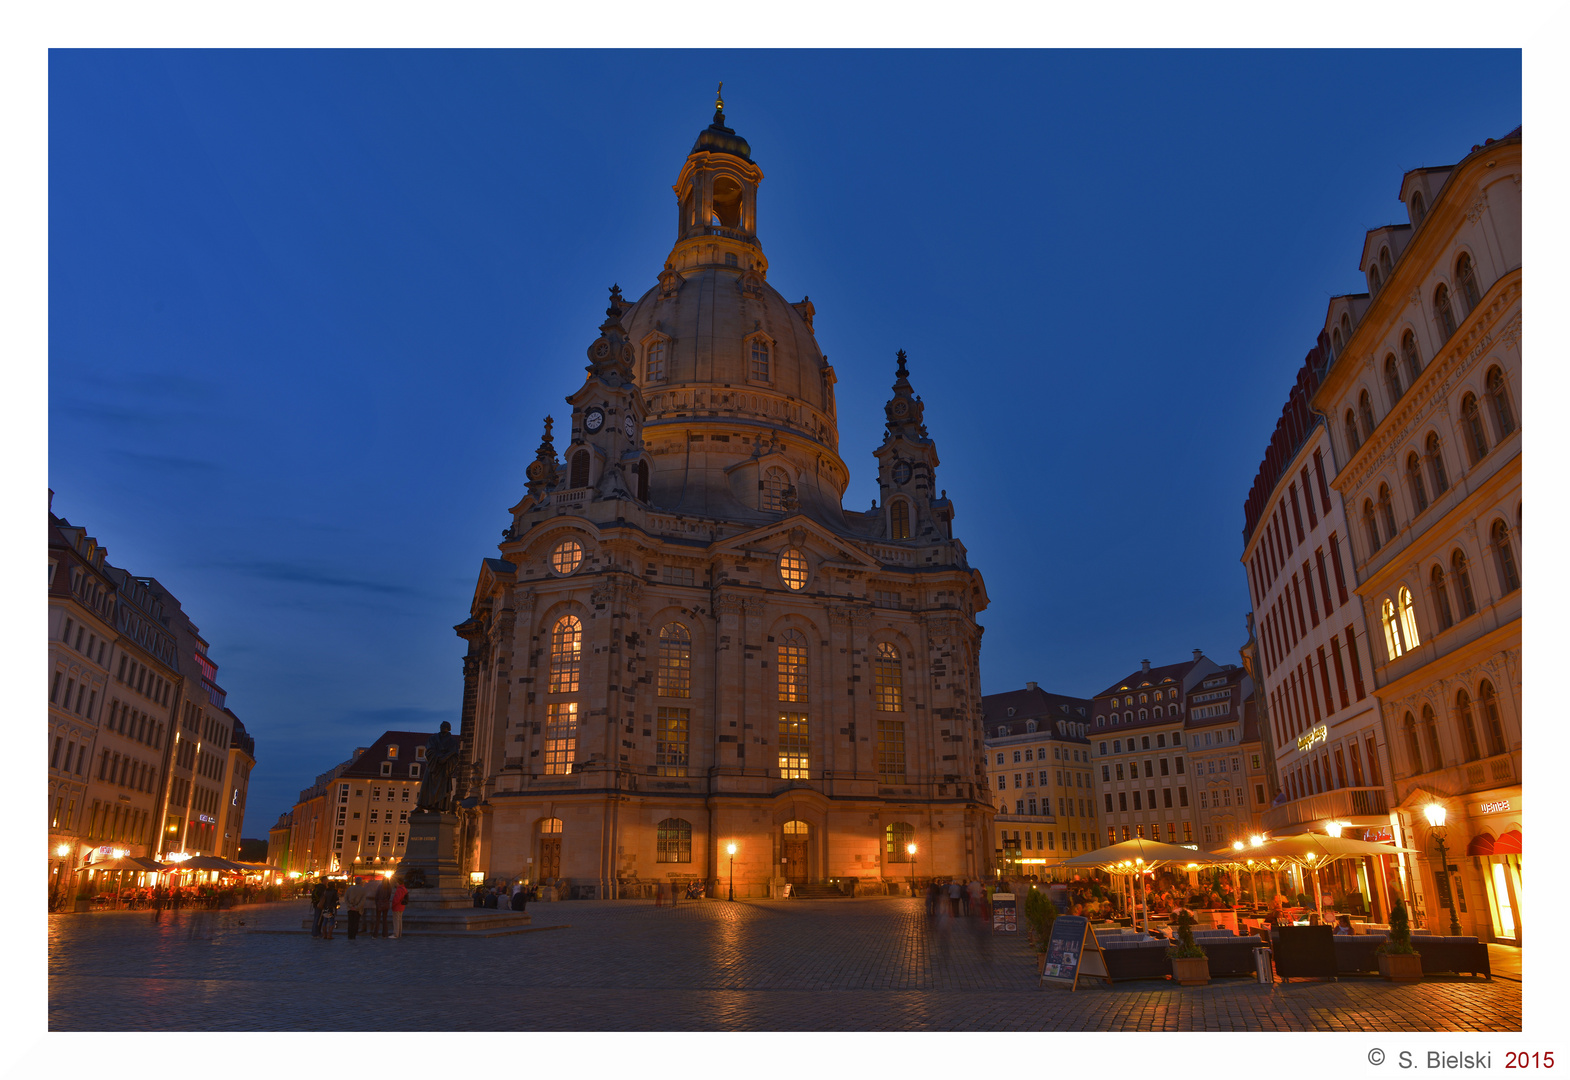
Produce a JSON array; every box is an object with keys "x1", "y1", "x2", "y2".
[{"x1": 454, "y1": 102, "x2": 993, "y2": 898}]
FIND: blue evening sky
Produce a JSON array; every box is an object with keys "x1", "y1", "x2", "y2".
[{"x1": 48, "y1": 50, "x2": 1522, "y2": 833}]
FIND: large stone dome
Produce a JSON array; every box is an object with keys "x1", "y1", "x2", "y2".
[{"x1": 621, "y1": 269, "x2": 836, "y2": 454}]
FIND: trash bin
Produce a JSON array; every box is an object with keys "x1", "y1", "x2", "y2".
[{"x1": 1253, "y1": 946, "x2": 1274, "y2": 984}]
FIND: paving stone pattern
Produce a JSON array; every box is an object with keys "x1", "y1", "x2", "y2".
[{"x1": 49, "y1": 898, "x2": 1521, "y2": 1031}]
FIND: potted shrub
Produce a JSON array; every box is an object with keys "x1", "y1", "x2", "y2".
[
  {"x1": 1024, "y1": 888, "x2": 1058, "y2": 974},
  {"x1": 1376, "y1": 898, "x2": 1423, "y2": 982},
  {"x1": 1167, "y1": 910, "x2": 1210, "y2": 986}
]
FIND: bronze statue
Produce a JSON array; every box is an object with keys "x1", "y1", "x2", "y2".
[{"x1": 414, "y1": 721, "x2": 462, "y2": 813}]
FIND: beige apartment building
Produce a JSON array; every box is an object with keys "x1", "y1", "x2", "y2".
[
  {"x1": 1312, "y1": 129, "x2": 1521, "y2": 941},
  {"x1": 450, "y1": 100, "x2": 993, "y2": 898},
  {"x1": 981, "y1": 684, "x2": 1098, "y2": 876}
]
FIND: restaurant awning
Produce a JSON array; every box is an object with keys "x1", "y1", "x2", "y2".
[
  {"x1": 1466, "y1": 833, "x2": 1494, "y2": 856},
  {"x1": 1247, "y1": 833, "x2": 1418, "y2": 867},
  {"x1": 1493, "y1": 829, "x2": 1521, "y2": 854},
  {"x1": 1058, "y1": 837, "x2": 1232, "y2": 869}
]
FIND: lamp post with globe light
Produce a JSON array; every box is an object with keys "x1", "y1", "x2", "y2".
[
  {"x1": 727, "y1": 842, "x2": 737, "y2": 901},
  {"x1": 1424, "y1": 803, "x2": 1462, "y2": 935},
  {"x1": 907, "y1": 842, "x2": 917, "y2": 897}
]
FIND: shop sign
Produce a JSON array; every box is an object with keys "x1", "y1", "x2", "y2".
[
  {"x1": 1362, "y1": 827, "x2": 1393, "y2": 842},
  {"x1": 197, "y1": 814, "x2": 215, "y2": 824},
  {"x1": 1296, "y1": 725, "x2": 1327, "y2": 752},
  {"x1": 1479, "y1": 799, "x2": 1511, "y2": 815}
]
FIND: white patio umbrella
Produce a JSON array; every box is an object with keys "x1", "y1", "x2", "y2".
[
  {"x1": 1059, "y1": 839, "x2": 1232, "y2": 931},
  {"x1": 1245, "y1": 834, "x2": 1419, "y2": 918}
]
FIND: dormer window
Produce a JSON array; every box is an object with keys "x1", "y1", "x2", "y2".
[
  {"x1": 997, "y1": 726, "x2": 1008, "y2": 737},
  {"x1": 386, "y1": 744, "x2": 399, "y2": 760},
  {"x1": 748, "y1": 336, "x2": 771, "y2": 382},
  {"x1": 416, "y1": 747, "x2": 426, "y2": 760},
  {"x1": 1006, "y1": 707, "x2": 1015, "y2": 717},
  {"x1": 1026, "y1": 720, "x2": 1037, "y2": 733},
  {"x1": 761, "y1": 467, "x2": 791, "y2": 513},
  {"x1": 1409, "y1": 190, "x2": 1427, "y2": 226},
  {"x1": 410, "y1": 763, "x2": 421, "y2": 778}
]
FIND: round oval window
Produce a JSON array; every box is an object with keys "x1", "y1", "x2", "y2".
[
  {"x1": 551, "y1": 539, "x2": 584, "y2": 575},
  {"x1": 778, "y1": 547, "x2": 809, "y2": 591}
]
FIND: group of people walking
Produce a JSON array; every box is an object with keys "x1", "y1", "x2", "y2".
[
  {"x1": 310, "y1": 876, "x2": 407, "y2": 940},
  {"x1": 925, "y1": 878, "x2": 990, "y2": 918}
]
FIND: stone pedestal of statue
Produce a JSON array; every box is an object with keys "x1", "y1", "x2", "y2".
[{"x1": 394, "y1": 810, "x2": 536, "y2": 934}]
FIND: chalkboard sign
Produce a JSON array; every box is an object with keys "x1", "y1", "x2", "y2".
[
  {"x1": 1038, "y1": 915, "x2": 1111, "y2": 991},
  {"x1": 992, "y1": 893, "x2": 1017, "y2": 933}
]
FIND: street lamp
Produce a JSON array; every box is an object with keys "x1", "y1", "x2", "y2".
[
  {"x1": 1232, "y1": 840, "x2": 1249, "y2": 905},
  {"x1": 1424, "y1": 802, "x2": 1462, "y2": 935},
  {"x1": 726, "y1": 842, "x2": 737, "y2": 902},
  {"x1": 906, "y1": 842, "x2": 917, "y2": 898}
]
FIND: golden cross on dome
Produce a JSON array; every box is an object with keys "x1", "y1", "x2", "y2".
[{"x1": 716, "y1": 82, "x2": 724, "y2": 110}]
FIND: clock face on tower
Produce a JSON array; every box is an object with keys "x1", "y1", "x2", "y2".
[
  {"x1": 623, "y1": 414, "x2": 635, "y2": 438},
  {"x1": 584, "y1": 407, "x2": 605, "y2": 433}
]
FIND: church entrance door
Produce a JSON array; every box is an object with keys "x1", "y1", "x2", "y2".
[
  {"x1": 782, "y1": 820, "x2": 809, "y2": 884},
  {"x1": 539, "y1": 838, "x2": 561, "y2": 880}
]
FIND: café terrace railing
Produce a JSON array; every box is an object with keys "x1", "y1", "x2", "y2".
[{"x1": 1261, "y1": 785, "x2": 1389, "y2": 833}]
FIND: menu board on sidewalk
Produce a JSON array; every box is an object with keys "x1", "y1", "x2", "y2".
[
  {"x1": 992, "y1": 893, "x2": 1016, "y2": 932},
  {"x1": 1039, "y1": 915, "x2": 1111, "y2": 992}
]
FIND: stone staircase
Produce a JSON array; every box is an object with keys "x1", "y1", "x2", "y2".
[{"x1": 789, "y1": 883, "x2": 849, "y2": 899}]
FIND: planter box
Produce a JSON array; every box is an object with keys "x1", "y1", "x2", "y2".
[
  {"x1": 1378, "y1": 951, "x2": 1423, "y2": 983},
  {"x1": 1170, "y1": 955, "x2": 1210, "y2": 986}
]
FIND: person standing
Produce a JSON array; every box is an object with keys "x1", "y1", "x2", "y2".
[
  {"x1": 390, "y1": 878, "x2": 408, "y2": 939},
  {"x1": 924, "y1": 880, "x2": 939, "y2": 916},
  {"x1": 344, "y1": 877, "x2": 366, "y2": 940},
  {"x1": 320, "y1": 883, "x2": 340, "y2": 940},
  {"x1": 374, "y1": 877, "x2": 392, "y2": 938},
  {"x1": 310, "y1": 879, "x2": 326, "y2": 938},
  {"x1": 947, "y1": 879, "x2": 962, "y2": 916},
  {"x1": 967, "y1": 879, "x2": 983, "y2": 918}
]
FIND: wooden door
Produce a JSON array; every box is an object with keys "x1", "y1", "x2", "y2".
[
  {"x1": 783, "y1": 839, "x2": 808, "y2": 884},
  {"x1": 539, "y1": 837, "x2": 561, "y2": 880}
]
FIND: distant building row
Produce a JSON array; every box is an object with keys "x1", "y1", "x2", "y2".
[{"x1": 48, "y1": 497, "x2": 256, "y2": 904}]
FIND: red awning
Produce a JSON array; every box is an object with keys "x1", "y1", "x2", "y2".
[
  {"x1": 1494, "y1": 829, "x2": 1522, "y2": 855},
  {"x1": 1466, "y1": 834, "x2": 1494, "y2": 856}
]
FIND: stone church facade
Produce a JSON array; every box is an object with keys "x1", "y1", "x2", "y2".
[{"x1": 452, "y1": 101, "x2": 993, "y2": 898}]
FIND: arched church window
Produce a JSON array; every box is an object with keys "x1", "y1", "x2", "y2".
[
  {"x1": 1456, "y1": 689, "x2": 1482, "y2": 762},
  {"x1": 890, "y1": 499, "x2": 911, "y2": 540},
  {"x1": 712, "y1": 176, "x2": 743, "y2": 229},
  {"x1": 761, "y1": 467, "x2": 790, "y2": 513},
  {"x1": 1461, "y1": 393, "x2": 1488, "y2": 464},
  {"x1": 1451, "y1": 549, "x2": 1477, "y2": 617},
  {"x1": 1486, "y1": 366, "x2": 1515, "y2": 438},
  {"x1": 1435, "y1": 283, "x2": 1458, "y2": 340},
  {"x1": 636, "y1": 460, "x2": 650, "y2": 502},
  {"x1": 1409, "y1": 190, "x2": 1426, "y2": 226},
  {"x1": 569, "y1": 449, "x2": 590, "y2": 488},
  {"x1": 1402, "y1": 330, "x2": 1422, "y2": 383},
  {"x1": 1407, "y1": 452, "x2": 1428, "y2": 513},
  {"x1": 1359, "y1": 390, "x2": 1377, "y2": 440},
  {"x1": 1491, "y1": 519, "x2": 1520, "y2": 594},
  {"x1": 777, "y1": 629, "x2": 809, "y2": 702},
  {"x1": 1456, "y1": 253, "x2": 1481, "y2": 312},
  {"x1": 873, "y1": 642, "x2": 902, "y2": 712},
  {"x1": 658, "y1": 623, "x2": 691, "y2": 698},
  {"x1": 1431, "y1": 563, "x2": 1455, "y2": 631},
  {"x1": 549, "y1": 616, "x2": 583, "y2": 694},
  {"x1": 1385, "y1": 355, "x2": 1403, "y2": 403},
  {"x1": 646, "y1": 338, "x2": 666, "y2": 383},
  {"x1": 1426, "y1": 432, "x2": 1449, "y2": 494},
  {"x1": 750, "y1": 338, "x2": 771, "y2": 382}
]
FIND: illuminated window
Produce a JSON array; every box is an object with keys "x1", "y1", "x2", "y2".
[
  {"x1": 656, "y1": 707, "x2": 689, "y2": 777},
  {"x1": 873, "y1": 642, "x2": 901, "y2": 712},
  {"x1": 1398, "y1": 587, "x2": 1421, "y2": 651},
  {"x1": 749, "y1": 338, "x2": 771, "y2": 382},
  {"x1": 890, "y1": 500, "x2": 910, "y2": 539},
  {"x1": 656, "y1": 818, "x2": 692, "y2": 863},
  {"x1": 548, "y1": 616, "x2": 583, "y2": 693},
  {"x1": 646, "y1": 338, "x2": 666, "y2": 382},
  {"x1": 539, "y1": 817, "x2": 563, "y2": 835},
  {"x1": 544, "y1": 702, "x2": 578, "y2": 775},
  {"x1": 877, "y1": 719, "x2": 905, "y2": 780},
  {"x1": 777, "y1": 629, "x2": 808, "y2": 701},
  {"x1": 778, "y1": 547, "x2": 808, "y2": 590},
  {"x1": 551, "y1": 539, "x2": 584, "y2": 575},
  {"x1": 778, "y1": 713, "x2": 809, "y2": 779},
  {"x1": 761, "y1": 467, "x2": 790, "y2": 513},
  {"x1": 658, "y1": 623, "x2": 691, "y2": 698},
  {"x1": 885, "y1": 821, "x2": 913, "y2": 861},
  {"x1": 1381, "y1": 598, "x2": 1404, "y2": 660}
]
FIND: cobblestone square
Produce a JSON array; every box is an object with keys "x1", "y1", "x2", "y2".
[{"x1": 48, "y1": 897, "x2": 1521, "y2": 1031}]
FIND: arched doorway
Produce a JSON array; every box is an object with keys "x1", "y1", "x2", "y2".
[
  {"x1": 782, "y1": 820, "x2": 809, "y2": 884},
  {"x1": 538, "y1": 817, "x2": 563, "y2": 881}
]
